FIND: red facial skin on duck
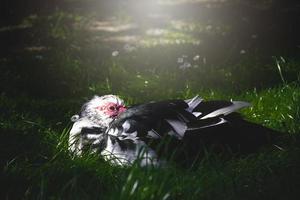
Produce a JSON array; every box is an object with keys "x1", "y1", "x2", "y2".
[{"x1": 96, "y1": 102, "x2": 127, "y2": 118}]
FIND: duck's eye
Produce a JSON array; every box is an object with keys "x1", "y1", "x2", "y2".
[{"x1": 109, "y1": 106, "x2": 116, "y2": 111}]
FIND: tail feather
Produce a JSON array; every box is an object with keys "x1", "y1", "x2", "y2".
[
  {"x1": 200, "y1": 101, "x2": 250, "y2": 119},
  {"x1": 185, "y1": 96, "x2": 203, "y2": 113}
]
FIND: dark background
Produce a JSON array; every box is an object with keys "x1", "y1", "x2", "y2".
[{"x1": 1, "y1": 0, "x2": 300, "y2": 99}]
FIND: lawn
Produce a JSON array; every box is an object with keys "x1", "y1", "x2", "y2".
[
  {"x1": 1, "y1": 84, "x2": 300, "y2": 199},
  {"x1": 1, "y1": 0, "x2": 300, "y2": 199}
]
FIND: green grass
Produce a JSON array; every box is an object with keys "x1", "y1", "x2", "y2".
[
  {"x1": 1, "y1": 1, "x2": 300, "y2": 199},
  {"x1": 1, "y1": 84, "x2": 300, "y2": 200}
]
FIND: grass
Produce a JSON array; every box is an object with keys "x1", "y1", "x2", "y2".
[
  {"x1": 1, "y1": 1, "x2": 300, "y2": 199},
  {"x1": 1, "y1": 84, "x2": 300, "y2": 200}
]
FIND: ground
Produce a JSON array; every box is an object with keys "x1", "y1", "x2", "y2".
[{"x1": 1, "y1": 0, "x2": 300, "y2": 199}]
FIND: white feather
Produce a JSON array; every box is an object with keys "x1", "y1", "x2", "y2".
[
  {"x1": 187, "y1": 118, "x2": 227, "y2": 130},
  {"x1": 185, "y1": 95, "x2": 203, "y2": 112},
  {"x1": 147, "y1": 129, "x2": 161, "y2": 139},
  {"x1": 68, "y1": 117, "x2": 100, "y2": 155},
  {"x1": 101, "y1": 136, "x2": 160, "y2": 167},
  {"x1": 165, "y1": 119, "x2": 187, "y2": 139},
  {"x1": 200, "y1": 101, "x2": 250, "y2": 119}
]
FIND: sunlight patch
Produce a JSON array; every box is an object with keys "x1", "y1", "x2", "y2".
[
  {"x1": 88, "y1": 20, "x2": 138, "y2": 33},
  {"x1": 103, "y1": 35, "x2": 140, "y2": 43},
  {"x1": 158, "y1": 0, "x2": 227, "y2": 6}
]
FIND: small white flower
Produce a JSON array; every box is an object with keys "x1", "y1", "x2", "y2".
[
  {"x1": 112, "y1": 51, "x2": 119, "y2": 57},
  {"x1": 179, "y1": 62, "x2": 191, "y2": 70},
  {"x1": 193, "y1": 55, "x2": 200, "y2": 61},
  {"x1": 184, "y1": 62, "x2": 191, "y2": 68},
  {"x1": 240, "y1": 49, "x2": 246, "y2": 54},
  {"x1": 177, "y1": 57, "x2": 184, "y2": 63}
]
